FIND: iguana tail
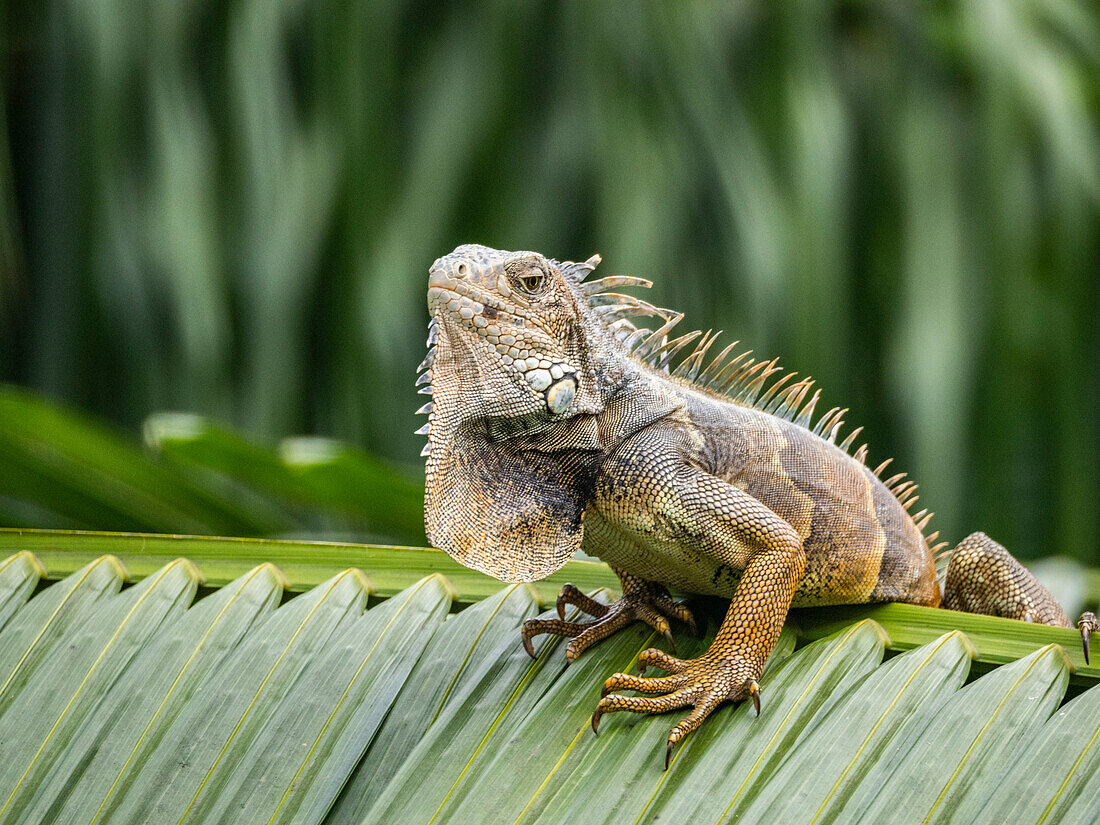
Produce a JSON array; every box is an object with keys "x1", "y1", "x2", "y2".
[{"x1": 940, "y1": 531, "x2": 1098, "y2": 662}]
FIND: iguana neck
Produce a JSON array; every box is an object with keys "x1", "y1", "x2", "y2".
[{"x1": 588, "y1": 354, "x2": 684, "y2": 450}]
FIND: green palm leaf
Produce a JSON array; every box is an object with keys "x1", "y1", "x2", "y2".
[
  {"x1": 0, "y1": 558, "x2": 201, "y2": 821},
  {"x1": 0, "y1": 387, "x2": 430, "y2": 546},
  {"x1": 0, "y1": 388, "x2": 286, "y2": 536},
  {"x1": 31, "y1": 562, "x2": 284, "y2": 824},
  {"x1": 0, "y1": 534, "x2": 1097, "y2": 825},
  {"x1": 0, "y1": 553, "x2": 45, "y2": 633},
  {"x1": 0, "y1": 529, "x2": 619, "y2": 609}
]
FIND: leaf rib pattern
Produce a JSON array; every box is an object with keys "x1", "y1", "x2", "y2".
[{"x1": 0, "y1": 553, "x2": 1096, "y2": 825}]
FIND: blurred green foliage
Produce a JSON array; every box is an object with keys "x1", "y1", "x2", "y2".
[
  {"x1": 0, "y1": 385, "x2": 426, "y2": 545},
  {"x1": 2, "y1": 2, "x2": 1099, "y2": 562}
]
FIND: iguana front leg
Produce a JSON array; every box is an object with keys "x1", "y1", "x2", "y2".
[
  {"x1": 521, "y1": 570, "x2": 696, "y2": 662},
  {"x1": 590, "y1": 453, "x2": 806, "y2": 767}
]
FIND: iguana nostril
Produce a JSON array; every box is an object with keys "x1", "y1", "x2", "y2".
[{"x1": 456, "y1": 262, "x2": 470, "y2": 278}]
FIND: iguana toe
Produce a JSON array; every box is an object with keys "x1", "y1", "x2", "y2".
[
  {"x1": 600, "y1": 670, "x2": 692, "y2": 698},
  {"x1": 520, "y1": 578, "x2": 694, "y2": 662},
  {"x1": 651, "y1": 588, "x2": 697, "y2": 635},
  {"x1": 665, "y1": 692, "x2": 725, "y2": 768},
  {"x1": 593, "y1": 653, "x2": 763, "y2": 769},
  {"x1": 637, "y1": 647, "x2": 687, "y2": 675},
  {"x1": 591, "y1": 687, "x2": 696, "y2": 735},
  {"x1": 563, "y1": 608, "x2": 636, "y2": 662},
  {"x1": 555, "y1": 583, "x2": 609, "y2": 621},
  {"x1": 520, "y1": 618, "x2": 593, "y2": 659}
]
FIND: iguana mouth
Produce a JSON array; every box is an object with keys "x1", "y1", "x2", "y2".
[
  {"x1": 427, "y1": 280, "x2": 542, "y2": 339},
  {"x1": 427, "y1": 269, "x2": 526, "y2": 322}
]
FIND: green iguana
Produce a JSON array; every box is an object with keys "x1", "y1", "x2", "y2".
[{"x1": 419, "y1": 243, "x2": 1097, "y2": 767}]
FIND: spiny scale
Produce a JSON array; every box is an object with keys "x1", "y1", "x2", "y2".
[
  {"x1": 575, "y1": 266, "x2": 937, "y2": 548},
  {"x1": 416, "y1": 332, "x2": 436, "y2": 446},
  {"x1": 883, "y1": 472, "x2": 907, "y2": 488},
  {"x1": 622, "y1": 327, "x2": 652, "y2": 351},
  {"x1": 556, "y1": 254, "x2": 602, "y2": 282},
  {"x1": 581, "y1": 276, "x2": 654, "y2": 295},
  {"x1": 699, "y1": 340, "x2": 742, "y2": 384},
  {"x1": 415, "y1": 339, "x2": 435, "y2": 441},
  {"x1": 655, "y1": 331, "x2": 704, "y2": 371},
  {"x1": 838, "y1": 426, "x2": 863, "y2": 452}
]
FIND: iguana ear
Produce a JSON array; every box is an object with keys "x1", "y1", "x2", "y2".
[{"x1": 425, "y1": 421, "x2": 599, "y2": 583}]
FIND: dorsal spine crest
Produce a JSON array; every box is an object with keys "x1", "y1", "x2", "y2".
[{"x1": 516, "y1": 253, "x2": 939, "y2": 550}]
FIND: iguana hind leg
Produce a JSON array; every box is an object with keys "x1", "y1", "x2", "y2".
[
  {"x1": 943, "y1": 531, "x2": 1097, "y2": 661},
  {"x1": 520, "y1": 570, "x2": 695, "y2": 662},
  {"x1": 942, "y1": 532, "x2": 1071, "y2": 624}
]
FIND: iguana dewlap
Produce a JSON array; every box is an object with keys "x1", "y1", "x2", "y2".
[{"x1": 419, "y1": 244, "x2": 1097, "y2": 767}]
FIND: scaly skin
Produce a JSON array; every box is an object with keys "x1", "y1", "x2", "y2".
[{"x1": 419, "y1": 244, "x2": 1089, "y2": 766}]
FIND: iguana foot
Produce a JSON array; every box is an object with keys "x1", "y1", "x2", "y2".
[
  {"x1": 592, "y1": 650, "x2": 761, "y2": 769},
  {"x1": 1080, "y1": 612, "x2": 1099, "y2": 664},
  {"x1": 521, "y1": 576, "x2": 695, "y2": 663}
]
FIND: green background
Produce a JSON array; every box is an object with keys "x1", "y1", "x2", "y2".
[{"x1": 2, "y1": 1, "x2": 1099, "y2": 562}]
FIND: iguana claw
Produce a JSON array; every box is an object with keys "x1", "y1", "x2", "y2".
[
  {"x1": 1079, "y1": 612, "x2": 1098, "y2": 665},
  {"x1": 662, "y1": 627, "x2": 677, "y2": 652}
]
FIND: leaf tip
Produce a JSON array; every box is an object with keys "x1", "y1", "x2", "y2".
[
  {"x1": 1038, "y1": 642, "x2": 1075, "y2": 673},
  {"x1": 170, "y1": 557, "x2": 206, "y2": 585},
  {"x1": 428, "y1": 571, "x2": 459, "y2": 602},
  {"x1": 852, "y1": 617, "x2": 892, "y2": 648},
  {"x1": 345, "y1": 567, "x2": 375, "y2": 596},
  {"x1": 99, "y1": 554, "x2": 131, "y2": 583},
  {"x1": 256, "y1": 561, "x2": 290, "y2": 591},
  {"x1": 943, "y1": 628, "x2": 978, "y2": 660},
  {"x1": 16, "y1": 550, "x2": 47, "y2": 579}
]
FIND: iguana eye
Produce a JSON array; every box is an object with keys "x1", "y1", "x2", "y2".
[
  {"x1": 519, "y1": 272, "x2": 545, "y2": 294},
  {"x1": 505, "y1": 257, "x2": 549, "y2": 295}
]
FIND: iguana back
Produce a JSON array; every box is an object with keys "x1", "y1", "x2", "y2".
[{"x1": 580, "y1": 386, "x2": 940, "y2": 610}]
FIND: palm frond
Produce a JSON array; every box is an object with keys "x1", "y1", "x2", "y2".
[{"x1": 1, "y1": 540, "x2": 1098, "y2": 824}]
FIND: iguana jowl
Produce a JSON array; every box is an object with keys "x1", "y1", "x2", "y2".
[{"x1": 420, "y1": 244, "x2": 1097, "y2": 766}]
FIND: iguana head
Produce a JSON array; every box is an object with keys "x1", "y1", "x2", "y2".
[
  {"x1": 425, "y1": 244, "x2": 604, "y2": 420},
  {"x1": 421, "y1": 244, "x2": 616, "y2": 582}
]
